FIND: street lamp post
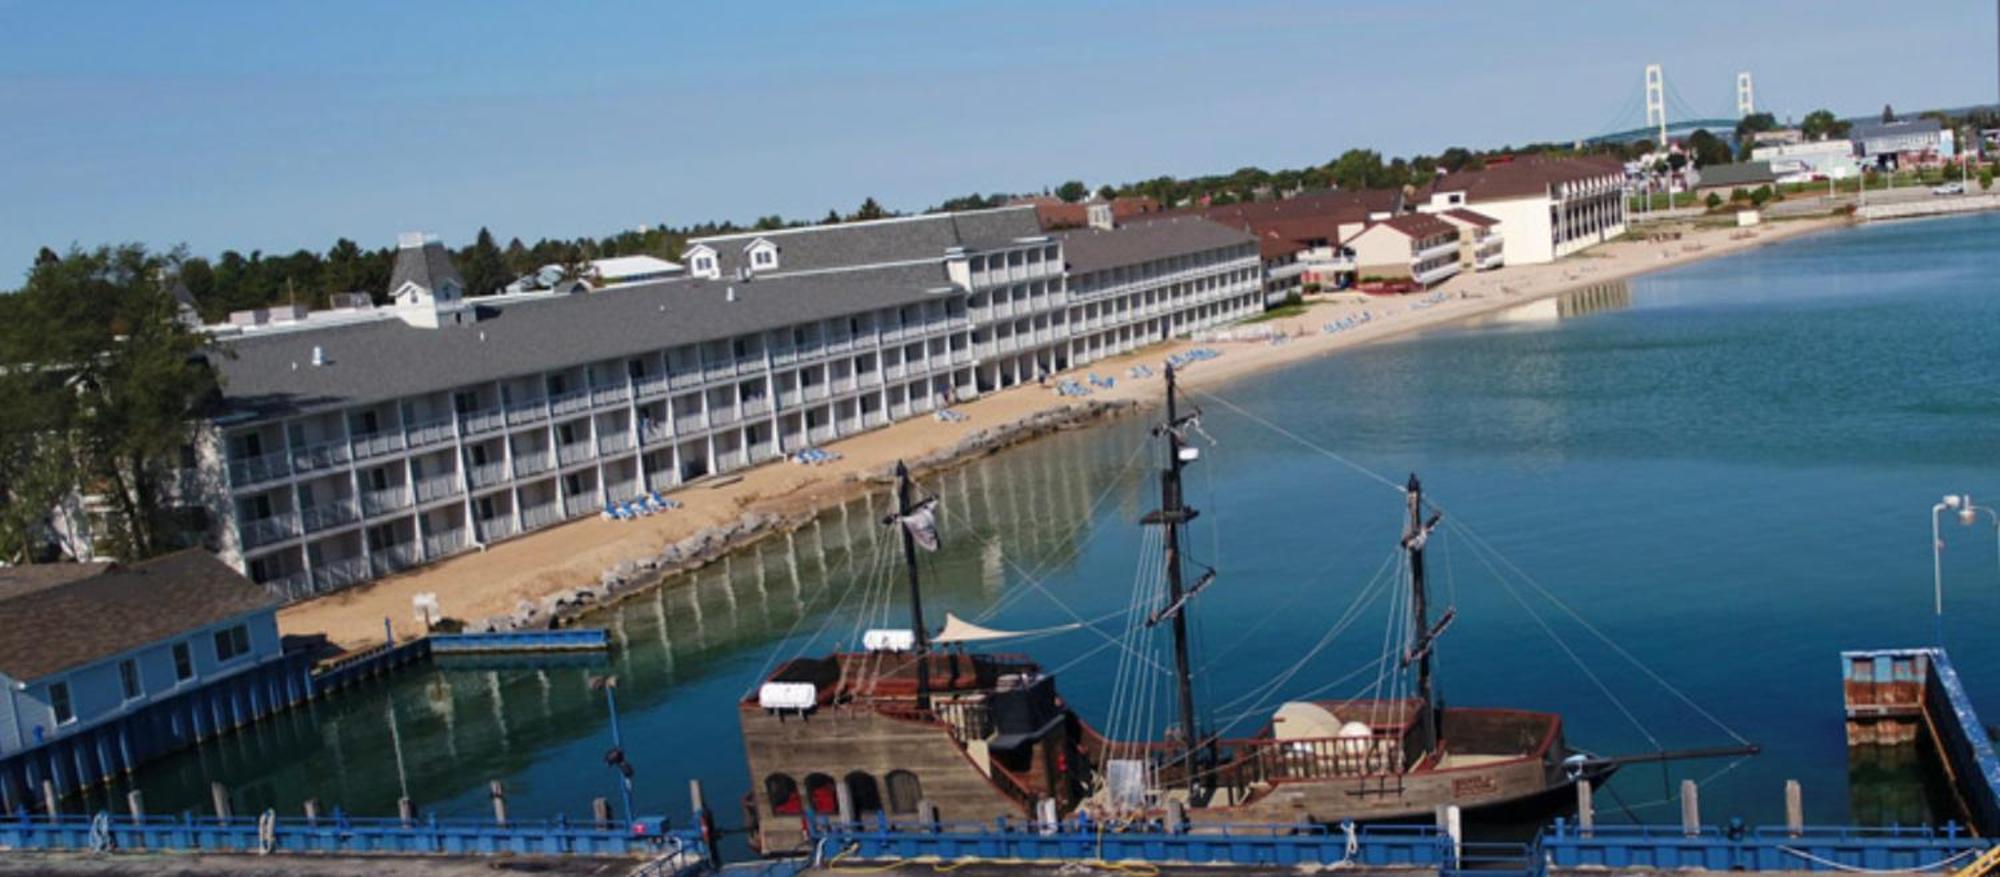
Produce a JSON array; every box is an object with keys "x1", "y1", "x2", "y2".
[
  {"x1": 589, "y1": 675, "x2": 637, "y2": 824},
  {"x1": 1930, "y1": 494, "x2": 2000, "y2": 645}
]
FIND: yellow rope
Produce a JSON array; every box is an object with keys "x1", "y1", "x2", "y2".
[{"x1": 823, "y1": 837, "x2": 1163, "y2": 875}]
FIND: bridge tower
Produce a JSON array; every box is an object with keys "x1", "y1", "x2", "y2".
[
  {"x1": 1644, "y1": 64, "x2": 1668, "y2": 146},
  {"x1": 1736, "y1": 71, "x2": 1756, "y2": 118}
]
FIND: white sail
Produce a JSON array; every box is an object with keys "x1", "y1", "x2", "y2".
[{"x1": 932, "y1": 611, "x2": 1080, "y2": 644}]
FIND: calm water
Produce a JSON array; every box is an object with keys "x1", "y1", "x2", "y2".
[{"x1": 102, "y1": 212, "x2": 2000, "y2": 833}]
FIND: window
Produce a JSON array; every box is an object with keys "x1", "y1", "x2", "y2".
[
  {"x1": 886, "y1": 770, "x2": 922, "y2": 815},
  {"x1": 845, "y1": 772, "x2": 884, "y2": 816},
  {"x1": 694, "y1": 255, "x2": 715, "y2": 274},
  {"x1": 804, "y1": 774, "x2": 838, "y2": 816},
  {"x1": 213, "y1": 624, "x2": 251, "y2": 662},
  {"x1": 49, "y1": 682, "x2": 74, "y2": 725},
  {"x1": 173, "y1": 642, "x2": 194, "y2": 681},
  {"x1": 119, "y1": 659, "x2": 142, "y2": 700},
  {"x1": 752, "y1": 248, "x2": 775, "y2": 268},
  {"x1": 767, "y1": 774, "x2": 801, "y2": 815}
]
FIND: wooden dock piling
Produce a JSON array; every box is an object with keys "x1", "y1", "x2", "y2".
[
  {"x1": 126, "y1": 790, "x2": 144, "y2": 824},
  {"x1": 491, "y1": 781, "x2": 508, "y2": 826},
  {"x1": 1680, "y1": 780, "x2": 1699, "y2": 836},
  {"x1": 211, "y1": 782, "x2": 231, "y2": 820},
  {"x1": 1785, "y1": 779, "x2": 1804, "y2": 837},
  {"x1": 1577, "y1": 779, "x2": 1594, "y2": 837}
]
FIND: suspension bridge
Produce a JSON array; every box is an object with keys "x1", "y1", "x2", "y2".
[{"x1": 1585, "y1": 64, "x2": 1776, "y2": 145}]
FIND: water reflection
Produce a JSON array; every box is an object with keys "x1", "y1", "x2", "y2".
[
  {"x1": 108, "y1": 422, "x2": 1150, "y2": 819},
  {"x1": 1474, "y1": 281, "x2": 1634, "y2": 327}
]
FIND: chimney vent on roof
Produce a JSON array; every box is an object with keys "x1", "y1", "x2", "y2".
[
  {"x1": 311, "y1": 345, "x2": 326, "y2": 367},
  {"x1": 725, "y1": 286, "x2": 737, "y2": 303}
]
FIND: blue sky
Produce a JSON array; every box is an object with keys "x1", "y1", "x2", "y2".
[{"x1": 1, "y1": 0, "x2": 1993, "y2": 284}]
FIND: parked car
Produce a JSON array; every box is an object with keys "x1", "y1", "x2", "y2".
[{"x1": 1933, "y1": 182, "x2": 1965, "y2": 196}]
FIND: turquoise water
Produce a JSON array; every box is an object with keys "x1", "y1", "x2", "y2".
[{"x1": 104, "y1": 212, "x2": 2000, "y2": 832}]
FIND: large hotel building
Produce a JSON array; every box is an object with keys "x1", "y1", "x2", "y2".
[{"x1": 202, "y1": 207, "x2": 1262, "y2": 597}]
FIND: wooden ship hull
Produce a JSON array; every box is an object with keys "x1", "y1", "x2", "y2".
[{"x1": 738, "y1": 653, "x2": 1608, "y2": 855}]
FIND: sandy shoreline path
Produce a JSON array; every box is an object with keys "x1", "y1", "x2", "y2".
[{"x1": 280, "y1": 214, "x2": 1847, "y2": 649}]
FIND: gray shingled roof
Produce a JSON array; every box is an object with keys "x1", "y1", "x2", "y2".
[
  {"x1": 1053, "y1": 217, "x2": 1257, "y2": 275},
  {"x1": 389, "y1": 241, "x2": 465, "y2": 295},
  {"x1": 0, "y1": 550, "x2": 278, "y2": 682},
  {"x1": 688, "y1": 207, "x2": 1045, "y2": 277},
  {"x1": 1696, "y1": 161, "x2": 1778, "y2": 189},
  {"x1": 210, "y1": 262, "x2": 958, "y2": 420}
]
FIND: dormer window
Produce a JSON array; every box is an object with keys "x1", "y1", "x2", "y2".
[
  {"x1": 745, "y1": 239, "x2": 779, "y2": 273},
  {"x1": 684, "y1": 244, "x2": 721, "y2": 279}
]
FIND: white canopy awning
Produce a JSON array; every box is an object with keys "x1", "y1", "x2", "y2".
[{"x1": 933, "y1": 612, "x2": 1081, "y2": 644}]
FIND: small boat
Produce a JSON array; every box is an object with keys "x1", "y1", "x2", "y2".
[{"x1": 736, "y1": 365, "x2": 1751, "y2": 854}]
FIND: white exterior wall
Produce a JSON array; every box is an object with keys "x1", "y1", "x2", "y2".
[{"x1": 1453, "y1": 197, "x2": 1556, "y2": 265}]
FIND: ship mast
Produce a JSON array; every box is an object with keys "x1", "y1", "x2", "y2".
[
  {"x1": 1145, "y1": 364, "x2": 1213, "y2": 794},
  {"x1": 1401, "y1": 474, "x2": 1448, "y2": 755},
  {"x1": 896, "y1": 460, "x2": 932, "y2": 711}
]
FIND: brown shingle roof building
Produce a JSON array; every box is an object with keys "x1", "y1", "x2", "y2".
[{"x1": 0, "y1": 550, "x2": 279, "y2": 682}]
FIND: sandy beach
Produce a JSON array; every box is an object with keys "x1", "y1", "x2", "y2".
[{"x1": 279, "y1": 214, "x2": 1847, "y2": 649}]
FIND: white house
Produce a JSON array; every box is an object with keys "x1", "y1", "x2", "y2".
[{"x1": 1420, "y1": 157, "x2": 1627, "y2": 265}]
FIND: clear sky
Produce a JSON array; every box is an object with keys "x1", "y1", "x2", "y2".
[{"x1": 2, "y1": 0, "x2": 1994, "y2": 284}]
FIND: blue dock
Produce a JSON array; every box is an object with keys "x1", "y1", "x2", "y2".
[{"x1": 1844, "y1": 648, "x2": 2000, "y2": 836}]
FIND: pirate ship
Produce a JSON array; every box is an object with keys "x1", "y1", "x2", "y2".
[{"x1": 737, "y1": 365, "x2": 1752, "y2": 854}]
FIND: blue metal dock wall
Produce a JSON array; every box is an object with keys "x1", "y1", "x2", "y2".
[
  {"x1": 430, "y1": 629, "x2": 609, "y2": 654},
  {"x1": 1542, "y1": 821, "x2": 1988, "y2": 872},
  {"x1": 809, "y1": 816, "x2": 1450, "y2": 868},
  {"x1": 0, "y1": 811, "x2": 706, "y2": 859}
]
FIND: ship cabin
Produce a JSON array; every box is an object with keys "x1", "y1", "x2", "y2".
[{"x1": 739, "y1": 649, "x2": 1090, "y2": 853}]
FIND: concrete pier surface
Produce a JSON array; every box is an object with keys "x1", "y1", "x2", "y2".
[{"x1": 0, "y1": 851, "x2": 640, "y2": 876}]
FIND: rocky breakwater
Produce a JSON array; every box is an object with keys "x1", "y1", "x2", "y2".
[{"x1": 474, "y1": 398, "x2": 1138, "y2": 633}]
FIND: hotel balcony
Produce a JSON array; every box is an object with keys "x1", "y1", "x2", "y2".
[
  {"x1": 597, "y1": 433, "x2": 634, "y2": 455},
  {"x1": 591, "y1": 384, "x2": 631, "y2": 407},
  {"x1": 228, "y1": 451, "x2": 292, "y2": 489},
  {"x1": 466, "y1": 461, "x2": 510, "y2": 489},
  {"x1": 413, "y1": 473, "x2": 462, "y2": 504},
  {"x1": 1267, "y1": 262, "x2": 1308, "y2": 281},
  {"x1": 361, "y1": 485, "x2": 413, "y2": 516},
  {"x1": 310, "y1": 556, "x2": 369, "y2": 592},
  {"x1": 513, "y1": 451, "x2": 554, "y2": 477},
  {"x1": 405, "y1": 417, "x2": 456, "y2": 449},
  {"x1": 239, "y1": 514, "x2": 300, "y2": 550},
  {"x1": 556, "y1": 442, "x2": 595, "y2": 466},
  {"x1": 506, "y1": 399, "x2": 549, "y2": 426},
  {"x1": 549, "y1": 388, "x2": 593, "y2": 417},
  {"x1": 461, "y1": 407, "x2": 506, "y2": 436},
  {"x1": 640, "y1": 422, "x2": 675, "y2": 446},
  {"x1": 1412, "y1": 260, "x2": 1461, "y2": 289},
  {"x1": 350, "y1": 431, "x2": 407, "y2": 461},
  {"x1": 290, "y1": 440, "x2": 351, "y2": 475},
  {"x1": 520, "y1": 503, "x2": 562, "y2": 531},
  {"x1": 300, "y1": 499, "x2": 361, "y2": 534},
  {"x1": 369, "y1": 543, "x2": 421, "y2": 578},
  {"x1": 422, "y1": 527, "x2": 468, "y2": 559},
  {"x1": 634, "y1": 374, "x2": 671, "y2": 399}
]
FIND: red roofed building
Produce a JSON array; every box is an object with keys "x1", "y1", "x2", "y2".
[
  {"x1": 1417, "y1": 156, "x2": 1627, "y2": 264},
  {"x1": 1344, "y1": 213, "x2": 1462, "y2": 289},
  {"x1": 1434, "y1": 208, "x2": 1505, "y2": 271},
  {"x1": 1016, "y1": 196, "x2": 1163, "y2": 231}
]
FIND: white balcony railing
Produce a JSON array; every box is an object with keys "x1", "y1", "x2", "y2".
[
  {"x1": 467, "y1": 461, "x2": 509, "y2": 488},
  {"x1": 310, "y1": 556, "x2": 369, "y2": 592},
  {"x1": 350, "y1": 432, "x2": 406, "y2": 460},
  {"x1": 405, "y1": 417, "x2": 455, "y2": 448},
  {"x1": 478, "y1": 515, "x2": 518, "y2": 542},
  {"x1": 228, "y1": 451, "x2": 292, "y2": 487},
  {"x1": 591, "y1": 385, "x2": 630, "y2": 407},
  {"x1": 361, "y1": 485, "x2": 412, "y2": 516},
  {"x1": 369, "y1": 544, "x2": 420, "y2": 577},
  {"x1": 549, "y1": 388, "x2": 593, "y2": 417},
  {"x1": 557, "y1": 443, "x2": 595, "y2": 466},
  {"x1": 506, "y1": 399, "x2": 549, "y2": 426},
  {"x1": 239, "y1": 514, "x2": 300, "y2": 549},
  {"x1": 461, "y1": 407, "x2": 505, "y2": 435},
  {"x1": 520, "y1": 503, "x2": 562, "y2": 531},
  {"x1": 598, "y1": 433, "x2": 633, "y2": 455},
  {"x1": 422, "y1": 527, "x2": 468, "y2": 559},
  {"x1": 634, "y1": 374, "x2": 670, "y2": 398},
  {"x1": 300, "y1": 498, "x2": 361, "y2": 533},
  {"x1": 513, "y1": 451, "x2": 554, "y2": 477},
  {"x1": 291, "y1": 440, "x2": 350, "y2": 474},
  {"x1": 413, "y1": 473, "x2": 461, "y2": 503}
]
